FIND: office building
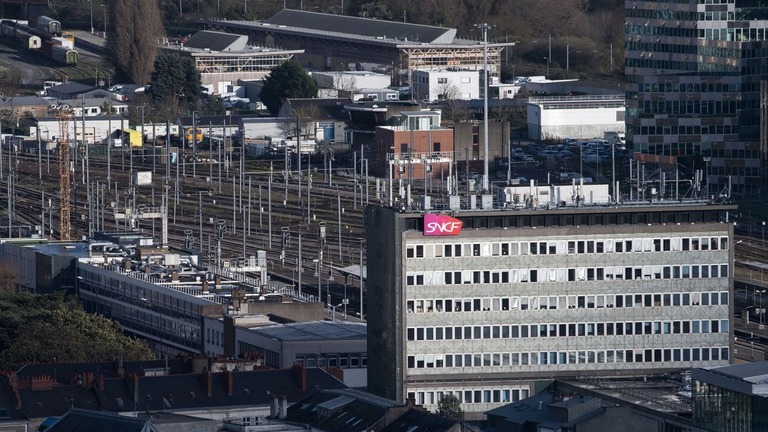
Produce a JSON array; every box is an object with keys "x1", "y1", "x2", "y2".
[
  {"x1": 624, "y1": 0, "x2": 768, "y2": 195},
  {"x1": 366, "y1": 196, "x2": 735, "y2": 419}
]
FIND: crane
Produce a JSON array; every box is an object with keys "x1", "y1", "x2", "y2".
[{"x1": 53, "y1": 104, "x2": 74, "y2": 241}]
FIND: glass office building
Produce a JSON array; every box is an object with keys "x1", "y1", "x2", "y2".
[
  {"x1": 624, "y1": 0, "x2": 768, "y2": 195},
  {"x1": 693, "y1": 362, "x2": 768, "y2": 432}
]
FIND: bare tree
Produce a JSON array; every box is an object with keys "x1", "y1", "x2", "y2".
[
  {"x1": 333, "y1": 74, "x2": 359, "y2": 98},
  {"x1": 109, "y1": 0, "x2": 165, "y2": 84},
  {"x1": 436, "y1": 82, "x2": 469, "y2": 123},
  {"x1": 278, "y1": 103, "x2": 320, "y2": 138}
]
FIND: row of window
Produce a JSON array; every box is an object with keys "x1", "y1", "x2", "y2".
[
  {"x1": 294, "y1": 353, "x2": 367, "y2": 368},
  {"x1": 638, "y1": 102, "x2": 740, "y2": 123},
  {"x1": 407, "y1": 388, "x2": 530, "y2": 407},
  {"x1": 405, "y1": 236, "x2": 729, "y2": 259},
  {"x1": 407, "y1": 291, "x2": 729, "y2": 314},
  {"x1": 407, "y1": 347, "x2": 730, "y2": 369},
  {"x1": 407, "y1": 263, "x2": 730, "y2": 286},
  {"x1": 406, "y1": 319, "x2": 729, "y2": 341}
]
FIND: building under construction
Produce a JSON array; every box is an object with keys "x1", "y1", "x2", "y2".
[
  {"x1": 201, "y1": 10, "x2": 513, "y2": 87},
  {"x1": 160, "y1": 30, "x2": 304, "y2": 94}
]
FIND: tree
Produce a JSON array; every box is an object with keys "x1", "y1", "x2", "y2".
[
  {"x1": 0, "y1": 263, "x2": 17, "y2": 294},
  {"x1": 436, "y1": 393, "x2": 463, "y2": 421},
  {"x1": 0, "y1": 293, "x2": 155, "y2": 370},
  {"x1": 148, "y1": 51, "x2": 202, "y2": 116},
  {"x1": 259, "y1": 61, "x2": 319, "y2": 116},
  {"x1": 435, "y1": 82, "x2": 468, "y2": 123},
  {"x1": 109, "y1": 0, "x2": 165, "y2": 84}
]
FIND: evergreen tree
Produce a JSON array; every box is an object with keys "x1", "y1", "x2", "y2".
[
  {"x1": 436, "y1": 394, "x2": 463, "y2": 421},
  {"x1": 148, "y1": 51, "x2": 202, "y2": 115},
  {"x1": 0, "y1": 293, "x2": 155, "y2": 370},
  {"x1": 259, "y1": 61, "x2": 318, "y2": 116}
]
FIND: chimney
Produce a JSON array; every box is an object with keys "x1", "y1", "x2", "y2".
[
  {"x1": 202, "y1": 279, "x2": 209, "y2": 294},
  {"x1": 279, "y1": 395, "x2": 287, "y2": 419},
  {"x1": 292, "y1": 363, "x2": 307, "y2": 392},
  {"x1": 224, "y1": 370, "x2": 233, "y2": 396},
  {"x1": 270, "y1": 394, "x2": 279, "y2": 417},
  {"x1": 200, "y1": 369, "x2": 212, "y2": 397},
  {"x1": 133, "y1": 373, "x2": 139, "y2": 408}
]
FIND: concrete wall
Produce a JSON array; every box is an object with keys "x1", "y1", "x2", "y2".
[
  {"x1": 365, "y1": 206, "x2": 405, "y2": 402},
  {"x1": 244, "y1": 301, "x2": 325, "y2": 322}
]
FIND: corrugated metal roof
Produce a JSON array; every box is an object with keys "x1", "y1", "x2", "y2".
[
  {"x1": 264, "y1": 10, "x2": 455, "y2": 44},
  {"x1": 184, "y1": 30, "x2": 247, "y2": 52}
]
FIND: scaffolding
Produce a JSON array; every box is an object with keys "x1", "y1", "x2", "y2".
[{"x1": 54, "y1": 105, "x2": 74, "y2": 241}]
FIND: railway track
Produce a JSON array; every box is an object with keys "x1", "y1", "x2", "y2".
[{"x1": 2, "y1": 149, "x2": 372, "y2": 297}]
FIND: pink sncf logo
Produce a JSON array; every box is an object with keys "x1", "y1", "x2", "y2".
[{"x1": 423, "y1": 214, "x2": 463, "y2": 236}]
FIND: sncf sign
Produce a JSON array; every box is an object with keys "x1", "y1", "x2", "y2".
[{"x1": 423, "y1": 214, "x2": 463, "y2": 236}]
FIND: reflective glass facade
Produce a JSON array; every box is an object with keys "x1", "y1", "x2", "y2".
[
  {"x1": 693, "y1": 379, "x2": 768, "y2": 432},
  {"x1": 624, "y1": 0, "x2": 768, "y2": 195}
]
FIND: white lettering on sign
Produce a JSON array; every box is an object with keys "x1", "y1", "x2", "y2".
[{"x1": 423, "y1": 214, "x2": 463, "y2": 236}]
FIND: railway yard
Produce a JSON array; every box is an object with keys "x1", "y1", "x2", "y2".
[{"x1": 2, "y1": 145, "x2": 373, "y2": 318}]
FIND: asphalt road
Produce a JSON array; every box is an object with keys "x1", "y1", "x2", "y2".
[{"x1": 0, "y1": 44, "x2": 57, "y2": 90}]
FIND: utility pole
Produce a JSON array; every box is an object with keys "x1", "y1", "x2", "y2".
[{"x1": 474, "y1": 22, "x2": 492, "y2": 192}]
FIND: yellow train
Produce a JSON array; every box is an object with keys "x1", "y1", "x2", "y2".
[{"x1": 186, "y1": 128, "x2": 203, "y2": 143}]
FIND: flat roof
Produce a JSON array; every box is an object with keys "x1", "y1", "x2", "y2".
[
  {"x1": 250, "y1": 320, "x2": 366, "y2": 341},
  {"x1": 18, "y1": 241, "x2": 90, "y2": 258},
  {"x1": 693, "y1": 362, "x2": 768, "y2": 396}
]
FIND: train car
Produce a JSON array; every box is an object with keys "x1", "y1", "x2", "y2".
[
  {"x1": 0, "y1": 20, "x2": 16, "y2": 38},
  {"x1": 186, "y1": 127, "x2": 203, "y2": 143},
  {"x1": 37, "y1": 16, "x2": 61, "y2": 36},
  {"x1": 16, "y1": 29, "x2": 41, "y2": 50},
  {"x1": 51, "y1": 45, "x2": 77, "y2": 65}
]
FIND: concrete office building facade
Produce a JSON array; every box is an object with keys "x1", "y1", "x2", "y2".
[{"x1": 366, "y1": 201, "x2": 734, "y2": 418}]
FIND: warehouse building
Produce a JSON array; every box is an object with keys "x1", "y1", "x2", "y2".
[
  {"x1": 365, "y1": 195, "x2": 734, "y2": 419},
  {"x1": 526, "y1": 94, "x2": 625, "y2": 141}
]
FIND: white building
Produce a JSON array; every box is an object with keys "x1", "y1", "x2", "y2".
[
  {"x1": 32, "y1": 115, "x2": 125, "y2": 144},
  {"x1": 366, "y1": 198, "x2": 734, "y2": 419},
  {"x1": 312, "y1": 71, "x2": 392, "y2": 92},
  {"x1": 527, "y1": 94, "x2": 625, "y2": 141},
  {"x1": 411, "y1": 69, "x2": 479, "y2": 102}
]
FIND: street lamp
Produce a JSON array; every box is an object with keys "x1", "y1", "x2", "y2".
[
  {"x1": 544, "y1": 57, "x2": 549, "y2": 77},
  {"x1": 88, "y1": 0, "x2": 94, "y2": 34},
  {"x1": 566, "y1": 45, "x2": 581, "y2": 71}
]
